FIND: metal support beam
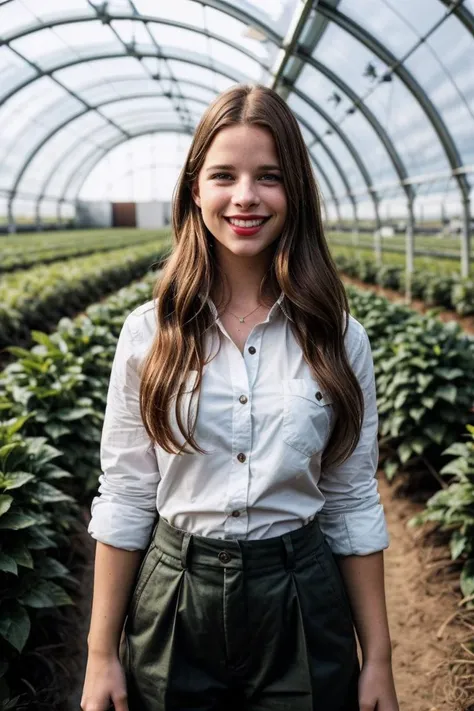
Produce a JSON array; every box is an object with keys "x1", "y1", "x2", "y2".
[
  {"x1": 461, "y1": 197, "x2": 472, "y2": 278},
  {"x1": 405, "y1": 196, "x2": 415, "y2": 304},
  {"x1": 270, "y1": 0, "x2": 315, "y2": 90}
]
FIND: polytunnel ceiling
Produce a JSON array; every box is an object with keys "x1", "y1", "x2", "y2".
[{"x1": 0, "y1": 0, "x2": 473, "y2": 226}]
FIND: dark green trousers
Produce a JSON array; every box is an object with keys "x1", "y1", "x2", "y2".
[{"x1": 120, "y1": 514, "x2": 360, "y2": 710}]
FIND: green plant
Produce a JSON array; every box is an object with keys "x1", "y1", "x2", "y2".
[{"x1": 408, "y1": 425, "x2": 474, "y2": 607}]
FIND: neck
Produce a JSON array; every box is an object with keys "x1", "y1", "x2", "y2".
[{"x1": 211, "y1": 241, "x2": 277, "y2": 309}]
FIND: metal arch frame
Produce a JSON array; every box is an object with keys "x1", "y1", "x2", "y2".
[
  {"x1": 58, "y1": 125, "x2": 184, "y2": 223},
  {"x1": 0, "y1": 35, "x2": 373, "y2": 209},
  {"x1": 317, "y1": 2, "x2": 470, "y2": 199},
  {"x1": 55, "y1": 115, "x2": 343, "y2": 224},
  {"x1": 1, "y1": 11, "x2": 413, "y2": 207},
  {"x1": 1, "y1": 3, "x2": 282, "y2": 48},
  {"x1": 29, "y1": 95, "x2": 341, "y2": 220},
  {"x1": 27, "y1": 72, "x2": 376, "y2": 218},
  {"x1": 57, "y1": 125, "x2": 341, "y2": 224},
  {"x1": 7, "y1": 95, "x2": 203, "y2": 224},
  {"x1": 35, "y1": 78, "x2": 217, "y2": 218},
  {"x1": 1, "y1": 0, "x2": 470, "y2": 209},
  {"x1": 6, "y1": 63, "x2": 357, "y2": 226}
]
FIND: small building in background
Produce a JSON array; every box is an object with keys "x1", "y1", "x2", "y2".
[{"x1": 75, "y1": 200, "x2": 172, "y2": 229}]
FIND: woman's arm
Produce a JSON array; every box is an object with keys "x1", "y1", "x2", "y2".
[
  {"x1": 336, "y1": 551, "x2": 391, "y2": 662},
  {"x1": 87, "y1": 542, "x2": 143, "y2": 656},
  {"x1": 337, "y1": 551, "x2": 399, "y2": 710}
]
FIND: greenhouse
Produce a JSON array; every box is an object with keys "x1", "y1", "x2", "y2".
[{"x1": 1, "y1": 1, "x2": 474, "y2": 710}]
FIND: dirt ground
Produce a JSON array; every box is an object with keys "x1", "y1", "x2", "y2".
[{"x1": 375, "y1": 474, "x2": 474, "y2": 711}]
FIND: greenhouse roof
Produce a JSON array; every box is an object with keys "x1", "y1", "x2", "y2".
[{"x1": 0, "y1": 0, "x2": 473, "y2": 225}]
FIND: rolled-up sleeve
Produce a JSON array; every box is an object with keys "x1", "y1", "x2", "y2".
[
  {"x1": 87, "y1": 312, "x2": 160, "y2": 551},
  {"x1": 317, "y1": 326, "x2": 390, "y2": 557}
]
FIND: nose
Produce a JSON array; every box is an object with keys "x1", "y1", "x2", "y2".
[{"x1": 231, "y1": 178, "x2": 260, "y2": 209}]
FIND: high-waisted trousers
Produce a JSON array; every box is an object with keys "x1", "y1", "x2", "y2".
[{"x1": 119, "y1": 513, "x2": 360, "y2": 711}]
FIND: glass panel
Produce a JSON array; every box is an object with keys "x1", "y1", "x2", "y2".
[
  {"x1": 205, "y1": 7, "x2": 277, "y2": 63},
  {"x1": 406, "y1": 15, "x2": 474, "y2": 167},
  {"x1": 16, "y1": 120, "x2": 122, "y2": 198},
  {"x1": 0, "y1": 77, "x2": 68, "y2": 140},
  {"x1": 149, "y1": 24, "x2": 208, "y2": 55},
  {"x1": 0, "y1": 195, "x2": 7, "y2": 224},
  {"x1": 55, "y1": 57, "x2": 150, "y2": 88},
  {"x1": 288, "y1": 93, "x2": 367, "y2": 193},
  {"x1": 165, "y1": 61, "x2": 234, "y2": 92},
  {"x1": 295, "y1": 66, "x2": 399, "y2": 185},
  {"x1": 46, "y1": 140, "x2": 100, "y2": 197},
  {"x1": 78, "y1": 77, "x2": 154, "y2": 103},
  {"x1": 209, "y1": 39, "x2": 263, "y2": 80},
  {"x1": 0, "y1": 45, "x2": 37, "y2": 100},
  {"x1": 100, "y1": 96, "x2": 175, "y2": 118},
  {"x1": 60, "y1": 203, "x2": 75, "y2": 221},
  {"x1": 0, "y1": 1, "x2": 36, "y2": 34},
  {"x1": 340, "y1": 0, "x2": 444, "y2": 56},
  {"x1": 17, "y1": 0, "x2": 91, "y2": 20},
  {"x1": 312, "y1": 145, "x2": 347, "y2": 197},
  {"x1": 12, "y1": 197, "x2": 36, "y2": 224},
  {"x1": 313, "y1": 24, "x2": 450, "y2": 178},
  {"x1": 218, "y1": 0, "x2": 293, "y2": 36},
  {"x1": 78, "y1": 132, "x2": 192, "y2": 201},
  {"x1": 10, "y1": 22, "x2": 121, "y2": 65},
  {"x1": 38, "y1": 197, "x2": 59, "y2": 221},
  {"x1": 133, "y1": 0, "x2": 204, "y2": 29},
  {"x1": 111, "y1": 19, "x2": 154, "y2": 46}
]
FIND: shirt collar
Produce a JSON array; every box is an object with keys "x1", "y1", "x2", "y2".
[{"x1": 197, "y1": 290, "x2": 292, "y2": 323}]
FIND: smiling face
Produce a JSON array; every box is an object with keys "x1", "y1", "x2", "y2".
[{"x1": 192, "y1": 124, "x2": 287, "y2": 258}]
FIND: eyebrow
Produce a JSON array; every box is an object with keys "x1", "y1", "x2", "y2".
[{"x1": 206, "y1": 164, "x2": 281, "y2": 171}]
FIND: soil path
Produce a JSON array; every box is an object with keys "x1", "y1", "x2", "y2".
[{"x1": 375, "y1": 474, "x2": 473, "y2": 711}]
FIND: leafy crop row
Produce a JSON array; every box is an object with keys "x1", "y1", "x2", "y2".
[
  {"x1": 0, "y1": 237, "x2": 171, "y2": 354},
  {"x1": 0, "y1": 276, "x2": 156, "y2": 709},
  {"x1": 333, "y1": 250, "x2": 474, "y2": 315},
  {"x1": 347, "y1": 286, "x2": 474, "y2": 602},
  {"x1": 0, "y1": 229, "x2": 170, "y2": 274}
]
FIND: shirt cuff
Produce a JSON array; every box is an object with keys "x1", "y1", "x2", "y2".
[
  {"x1": 87, "y1": 498, "x2": 157, "y2": 551},
  {"x1": 318, "y1": 503, "x2": 390, "y2": 556}
]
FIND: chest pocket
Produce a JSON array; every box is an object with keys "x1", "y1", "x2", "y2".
[{"x1": 282, "y1": 378, "x2": 333, "y2": 458}]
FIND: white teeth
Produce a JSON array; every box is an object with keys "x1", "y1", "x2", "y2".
[{"x1": 228, "y1": 218, "x2": 266, "y2": 227}]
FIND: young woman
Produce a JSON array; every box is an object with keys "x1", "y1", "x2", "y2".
[{"x1": 81, "y1": 84, "x2": 399, "y2": 711}]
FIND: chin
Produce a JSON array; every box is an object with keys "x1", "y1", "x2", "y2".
[{"x1": 228, "y1": 242, "x2": 270, "y2": 257}]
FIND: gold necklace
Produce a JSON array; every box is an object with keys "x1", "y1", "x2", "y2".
[{"x1": 225, "y1": 303, "x2": 262, "y2": 323}]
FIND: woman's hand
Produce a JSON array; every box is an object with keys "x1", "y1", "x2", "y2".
[
  {"x1": 358, "y1": 659, "x2": 399, "y2": 711},
  {"x1": 81, "y1": 650, "x2": 129, "y2": 711}
]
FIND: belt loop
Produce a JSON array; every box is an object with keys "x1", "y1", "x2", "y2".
[
  {"x1": 282, "y1": 533, "x2": 295, "y2": 570},
  {"x1": 181, "y1": 531, "x2": 192, "y2": 570}
]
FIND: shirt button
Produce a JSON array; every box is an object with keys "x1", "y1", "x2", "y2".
[
  {"x1": 218, "y1": 551, "x2": 231, "y2": 564},
  {"x1": 231, "y1": 510, "x2": 241, "y2": 517},
  {"x1": 237, "y1": 452, "x2": 246, "y2": 463},
  {"x1": 248, "y1": 346, "x2": 256, "y2": 354},
  {"x1": 315, "y1": 391, "x2": 323, "y2": 401},
  {"x1": 239, "y1": 395, "x2": 248, "y2": 404}
]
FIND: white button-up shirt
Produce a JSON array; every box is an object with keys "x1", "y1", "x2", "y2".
[{"x1": 88, "y1": 293, "x2": 390, "y2": 556}]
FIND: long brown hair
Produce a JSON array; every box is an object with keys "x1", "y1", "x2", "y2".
[{"x1": 139, "y1": 83, "x2": 364, "y2": 469}]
